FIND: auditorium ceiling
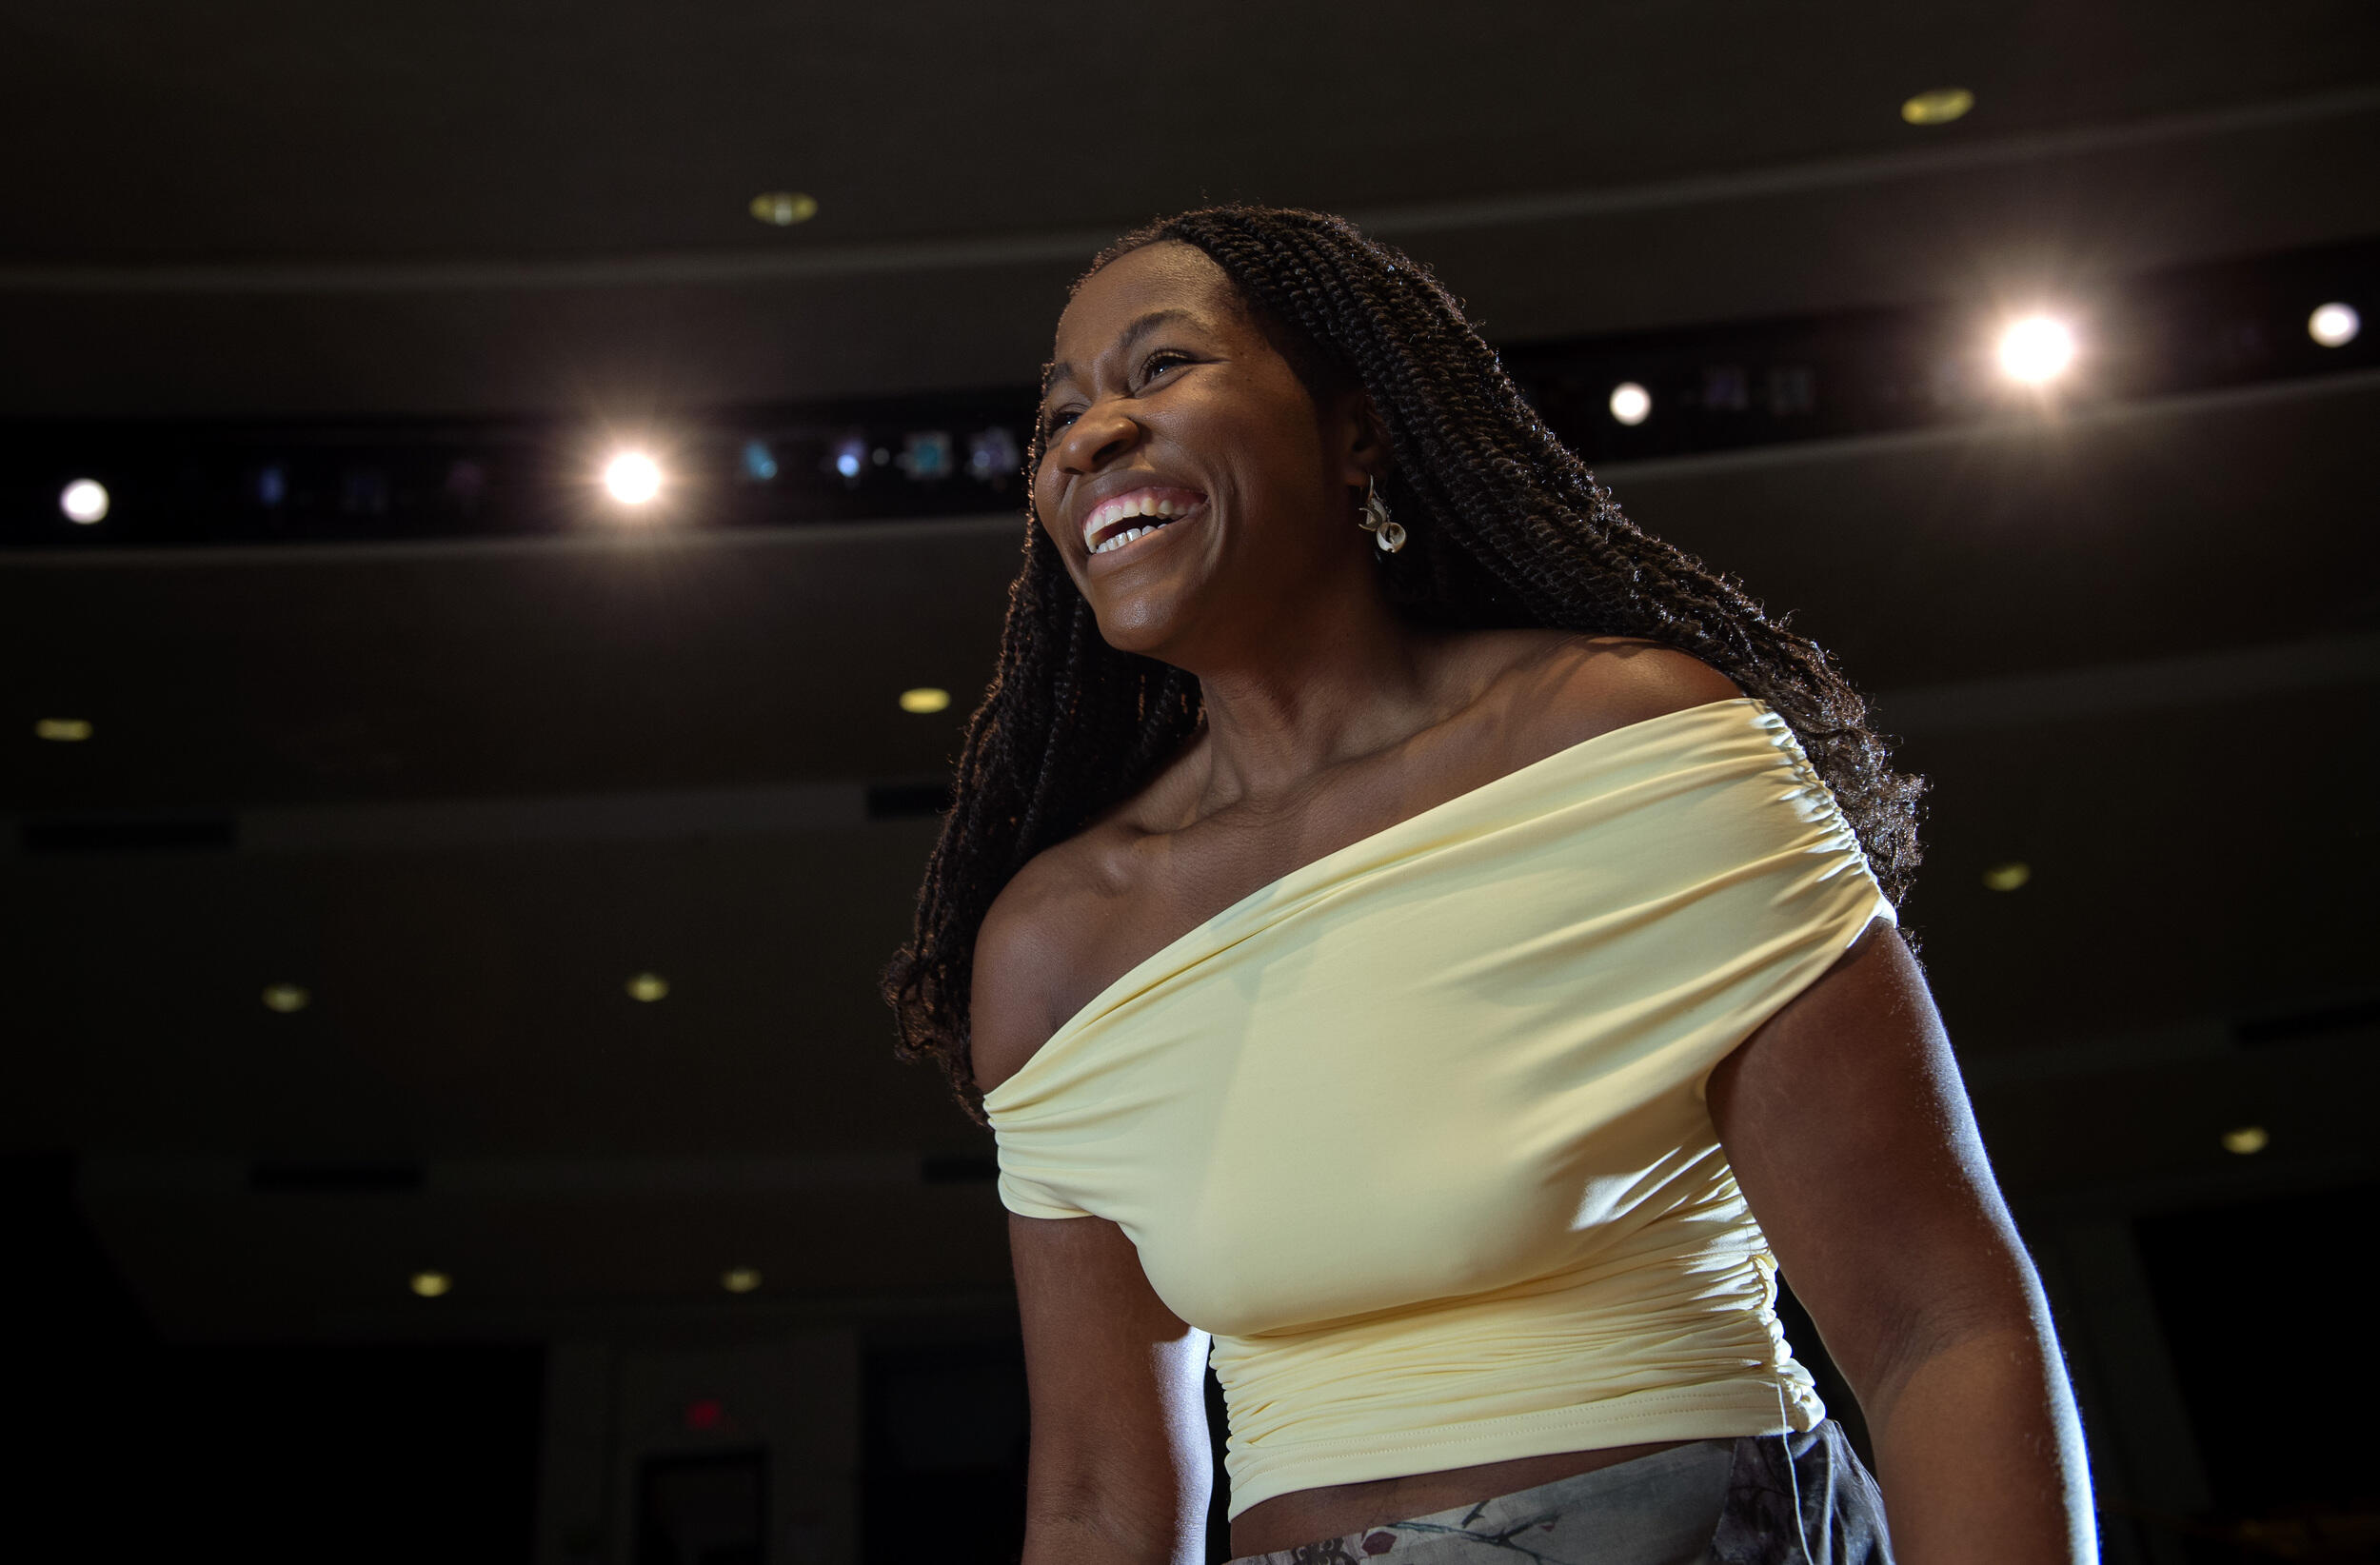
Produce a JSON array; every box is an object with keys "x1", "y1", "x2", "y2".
[{"x1": 0, "y1": 0, "x2": 2373, "y2": 415}]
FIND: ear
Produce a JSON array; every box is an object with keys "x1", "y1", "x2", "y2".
[{"x1": 1329, "y1": 387, "x2": 1390, "y2": 488}]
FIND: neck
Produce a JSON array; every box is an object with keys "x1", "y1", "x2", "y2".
[{"x1": 1183, "y1": 582, "x2": 1449, "y2": 812}]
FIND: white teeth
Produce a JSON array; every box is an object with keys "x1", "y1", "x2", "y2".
[
  {"x1": 1093, "y1": 525, "x2": 1160, "y2": 555},
  {"x1": 1081, "y1": 489, "x2": 1201, "y2": 554}
]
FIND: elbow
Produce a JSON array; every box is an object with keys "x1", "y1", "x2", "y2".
[
  {"x1": 1840, "y1": 1258, "x2": 2060, "y2": 1429},
  {"x1": 1849, "y1": 1278, "x2": 2066, "y2": 1444},
  {"x1": 1021, "y1": 1509, "x2": 1199, "y2": 1565},
  {"x1": 1021, "y1": 1457, "x2": 1206, "y2": 1565}
]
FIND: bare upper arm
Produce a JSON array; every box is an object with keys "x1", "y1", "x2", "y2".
[
  {"x1": 972, "y1": 862, "x2": 1214, "y2": 1559},
  {"x1": 1707, "y1": 924, "x2": 2049, "y2": 1421},
  {"x1": 1009, "y1": 1212, "x2": 1213, "y2": 1559}
]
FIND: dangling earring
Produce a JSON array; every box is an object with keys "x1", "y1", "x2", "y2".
[{"x1": 1358, "y1": 476, "x2": 1407, "y2": 553}]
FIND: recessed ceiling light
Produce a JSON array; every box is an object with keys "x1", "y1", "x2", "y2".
[
  {"x1": 409, "y1": 1270, "x2": 452, "y2": 1298},
  {"x1": 626, "y1": 972, "x2": 670, "y2": 1002},
  {"x1": 262, "y1": 982, "x2": 311, "y2": 1013},
  {"x1": 603, "y1": 451, "x2": 664, "y2": 506},
  {"x1": 899, "y1": 686, "x2": 952, "y2": 714},
  {"x1": 2220, "y1": 1125, "x2": 2269, "y2": 1156},
  {"x1": 1997, "y1": 318, "x2": 2076, "y2": 384},
  {"x1": 749, "y1": 191, "x2": 818, "y2": 227},
  {"x1": 1902, "y1": 88, "x2": 1974, "y2": 126},
  {"x1": 1981, "y1": 862, "x2": 2031, "y2": 892},
  {"x1": 721, "y1": 1266, "x2": 762, "y2": 1294},
  {"x1": 60, "y1": 479, "x2": 109, "y2": 524},
  {"x1": 34, "y1": 718, "x2": 93, "y2": 742},
  {"x1": 2309, "y1": 302, "x2": 2360, "y2": 347},
  {"x1": 1608, "y1": 383, "x2": 1651, "y2": 426}
]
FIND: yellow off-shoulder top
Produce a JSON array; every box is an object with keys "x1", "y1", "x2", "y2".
[{"x1": 981, "y1": 698, "x2": 1894, "y2": 1520}]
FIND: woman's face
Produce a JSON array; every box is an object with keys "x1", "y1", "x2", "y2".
[{"x1": 1034, "y1": 241, "x2": 1373, "y2": 661}]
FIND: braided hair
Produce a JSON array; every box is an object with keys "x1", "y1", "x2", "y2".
[{"x1": 881, "y1": 204, "x2": 1923, "y2": 1125}]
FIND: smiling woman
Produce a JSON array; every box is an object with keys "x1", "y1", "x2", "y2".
[{"x1": 881, "y1": 207, "x2": 2092, "y2": 1565}]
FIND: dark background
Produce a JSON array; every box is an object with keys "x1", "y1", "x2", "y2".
[{"x1": 4, "y1": 4, "x2": 2377, "y2": 1561}]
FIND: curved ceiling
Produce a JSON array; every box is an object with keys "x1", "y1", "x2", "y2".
[{"x1": 3, "y1": 1, "x2": 2375, "y2": 415}]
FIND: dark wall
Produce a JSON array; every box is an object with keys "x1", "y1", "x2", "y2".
[{"x1": 10, "y1": 1154, "x2": 544, "y2": 1562}]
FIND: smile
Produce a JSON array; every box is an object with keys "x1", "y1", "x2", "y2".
[{"x1": 1082, "y1": 486, "x2": 1207, "y2": 556}]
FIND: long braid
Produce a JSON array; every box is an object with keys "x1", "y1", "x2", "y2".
[{"x1": 883, "y1": 204, "x2": 1922, "y2": 1126}]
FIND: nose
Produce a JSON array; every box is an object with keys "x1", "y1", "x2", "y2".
[{"x1": 1049, "y1": 399, "x2": 1141, "y2": 476}]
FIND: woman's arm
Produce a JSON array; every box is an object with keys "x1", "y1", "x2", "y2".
[
  {"x1": 1708, "y1": 923, "x2": 2096, "y2": 1564},
  {"x1": 1010, "y1": 1211, "x2": 1213, "y2": 1565},
  {"x1": 974, "y1": 869, "x2": 1213, "y2": 1565}
]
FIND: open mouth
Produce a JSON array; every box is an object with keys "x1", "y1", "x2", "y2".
[{"x1": 1083, "y1": 487, "x2": 1207, "y2": 558}]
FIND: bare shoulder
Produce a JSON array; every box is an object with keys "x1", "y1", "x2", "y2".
[
  {"x1": 969, "y1": 740, "x2": 1205, "y2": 1099},
  {"x1": 1468, "y1": 629, "x2": 1742, "y2": 756},
  {"x1": 968, "y1": 842, "x2": 1093, "y2": 1099}
]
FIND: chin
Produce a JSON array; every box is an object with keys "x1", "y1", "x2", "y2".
[{"x1": 1091, "y1": 593, "x2": 1197, "y2": 661}]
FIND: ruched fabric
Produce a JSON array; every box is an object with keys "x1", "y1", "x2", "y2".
[{"x1": 982, "y1": 699, "x2": 1894, "y2": 1520}]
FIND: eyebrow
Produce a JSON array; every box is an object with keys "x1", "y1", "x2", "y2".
[{"x1": 1043, "y1": 307, "x2": 1207, "y2": 397}]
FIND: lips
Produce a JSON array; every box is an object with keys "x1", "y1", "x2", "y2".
[{"x1": 1081, "y1": 485, "x2": 1208, "y2": 554}]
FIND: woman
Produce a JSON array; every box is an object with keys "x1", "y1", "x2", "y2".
[{"x1": 883, "y1": 206, "x2": 2092, "y2": 1564}]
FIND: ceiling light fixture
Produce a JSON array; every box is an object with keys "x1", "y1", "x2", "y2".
[
  {"x1": 262, "y1": 983, "x2": 311, "y2": 1013},
  {"x1": 60, "y1": 479, "x2": 109, "y2": 524},
  {"x1": 1901, "y1": 88, "x2": 1974, "y2": 126},
  {"x1": 1997, "y1": 318, "x2": 2076, "y2": 385},
  {"x1": 749, "y1": 191, "x2": 819, "y2": 227},
  {"x1": 2220, "y1": 1125, "x2": 2269, "y2": 1156},
  {"x1": 626, "y1": 972, "x2": 670, "y2": 1002},
  {"x1": 1981, "y1": 862, "x2": 2032, "y2": 892},
  {"x1": 722, "y1": 1266, "x2": 762, "y2": 1294},
  {"x1": 603, "y1": 451, "x2": 664, "y2": 506},
  {"x1": 1608, "y1": 383, "x2": 1652, "y2": 426},
  {"x1": 899, "y1": 687, "x2": 952, "y2": 714},
  {"x1": 410, "y1": 1270, "x2": 452, "y2": 1298},
  {"x1": 34, "y1": 718, "x2": 93, "y2": 742},
  {"x1": 2308, "y1": 302, "x2": 2360, "y2": 347}
]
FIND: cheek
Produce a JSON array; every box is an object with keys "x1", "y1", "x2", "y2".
[
  {"x1": 1193, "y1": 406, "x2": 1320, "y2": 516},
  {"x1": 1031, "y1": 460, "x2": 1065, "y2": 523}
]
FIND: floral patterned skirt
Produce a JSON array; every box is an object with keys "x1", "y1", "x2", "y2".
[{"x1": 1226, "y1": 1423, "x2": 1892, "y2": 1565}]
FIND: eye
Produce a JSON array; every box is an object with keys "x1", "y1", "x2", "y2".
[
  {"x1": 1140, "y1": 349, "x2": 1193, "y2": 383},
  {"x1": 1038, "y1": 351, "x2": 1193, "y2": 443}
]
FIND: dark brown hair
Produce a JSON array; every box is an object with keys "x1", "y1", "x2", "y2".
[{"x1": 882, "y1": 204, "x2": 1922, "y2": 1124}]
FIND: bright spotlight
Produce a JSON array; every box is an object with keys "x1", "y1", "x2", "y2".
[
  {"x1": 60, "y1": 479, "x2": 109, "y2": 524},
  {"x1": 603, "y1": 451, "x2": 664, "y2": 505},
  {"x1": 2309, "y1": 302, "x2": 2360, "y2": 348},
  {"x1": 1608, "y1": 383, "x2": 1652, "y2": 426},
  {"x1": 1997, "y1": 317, "x2": 2075, "y2": 384}
]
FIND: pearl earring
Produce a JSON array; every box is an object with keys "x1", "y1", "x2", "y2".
[{"x1": 1359, "y1": 477, "x2": 1406, "y2": 553}]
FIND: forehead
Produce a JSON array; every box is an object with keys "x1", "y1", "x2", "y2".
[{"x1": 1051, "y1": 241, "x2": 1245, "y2": 362}]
